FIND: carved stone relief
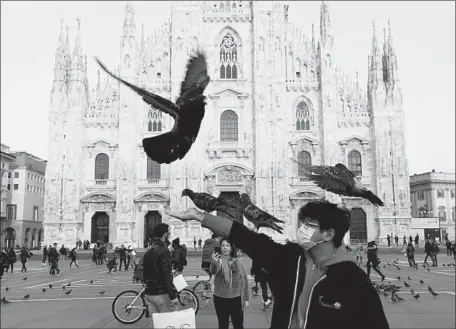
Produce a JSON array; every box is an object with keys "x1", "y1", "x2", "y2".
[{"x1": 218, "y1": 170, "x2": 242, "y2": 184}]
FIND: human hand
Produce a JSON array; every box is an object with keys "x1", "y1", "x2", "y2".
[
  {"x1": 245, "y1": 301, "x2": 250, "y2": 308},
  {"x1": 212, "y1": 251, "x2": 221, "y2": 262},
  {"x1": 164, "y1": 207, "x2": 204, "y2": 222}
]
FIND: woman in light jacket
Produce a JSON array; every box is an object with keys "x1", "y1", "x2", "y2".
[{"x1": 210, "y1": 238, "x2": 250, "y2": 329}]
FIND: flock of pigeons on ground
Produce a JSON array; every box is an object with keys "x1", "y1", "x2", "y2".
[
  {"x1": 370, "y1": 258, "x2": 455, "y2": 304},
  {"x1": 95, "y1": 51, "x2": 384, "y2": 216},
  {"x1": 1, "y1": 279, "x2": 107, "y2": 304}
]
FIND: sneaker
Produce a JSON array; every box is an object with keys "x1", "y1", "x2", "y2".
[{"x1": 264, "y1": 299, "x2": 272, "y2": 306}]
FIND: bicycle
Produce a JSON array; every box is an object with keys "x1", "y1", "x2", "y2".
[
  {"x1": 112, "y1": 278, "x2": 200, "y2": 324},
  {"x1": 192, "y1": 277, "x2": 213, "y2": 309}
]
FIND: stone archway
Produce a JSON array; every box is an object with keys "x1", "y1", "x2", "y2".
[
  {"x1": 81, "y1": 193, "x2": 116, "y2": 245},
  {"x1": 24, "y1": 227, "x2": 31, "y2": 248},
  {"x1": 349, "y1": 207, "x2": 367, "y2": 244},
  {"x1": 32, "y1": 228, "x2": 37, "y2": 248}
]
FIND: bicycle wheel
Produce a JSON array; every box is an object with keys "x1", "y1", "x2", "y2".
[
  {"x1": 112, "y1": 290, "x2": 146, "y2": 324},
  {"x1": 192, "y1": 281, "x2": 211, "y2": 309},
  {"x1": 178, "y1": 288, "x2": 200, "y2": 314}
]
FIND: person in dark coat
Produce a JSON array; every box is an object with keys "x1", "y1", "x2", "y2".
[
  {"x1": 366, "y1": 241, "x2": 386, "y2": 281},
  {"x1": 394, "y1": 235, "x2": 399, "y2": 247},
  {"x1": 69, "y1": 247, "x2": 79, "y2": 268},
  {"x1": 118, "y1": 245, "x2": 127, "y2": 271},
  {"x1": 414, "y1": 234, "x2": 419, "y2": 248},
  {"x1": 430, "y1": 240, "x2": 439, "y2": 267},
  {"x1": 20, "y1": 246, "x2": 31, "y2": 272},
  {"x1": 171, "y1": 238, "x2": 187, "y2": 273},
  {"x1": 446, "y1": 240, "x2": 453, "y2": 256},
  {"x1": 166, "y1": 199, "x2": 390, "y2": 329},
  {"x1": 5, "y1": 247, "x2": 17, "y2": 273},
  {"x1": 386, "y1": 234, "x2": 391, "y2": 247},
  {"x1": 406, "y1": 243, "x2": 415, "y2": 267},
  {"x1": 48, "y1": 243, "x2": 60, "y2": 276},
  {"x1": 0, "y1": 249, "x2": 7, "y2": 279},
  {"x1": 42, "y1": 246, "x2": 48, "y2": 265},
  {"x1": 424, "y1": 240, "x2": 432, "y2": 264}
]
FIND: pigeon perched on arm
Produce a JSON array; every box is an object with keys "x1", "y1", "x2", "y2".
[
  {"x1": 181, "y1": 189, "x2": 238, "y2": 218},
  {"x1": 96, "y1": 51, "x2": 210, "y2": 164},
  {"x1": 240, "y1": 193, "x2": 284, "y2": 234},
  {"x1": 290, "y1": 162, "x2": 384, "y2": 206}
]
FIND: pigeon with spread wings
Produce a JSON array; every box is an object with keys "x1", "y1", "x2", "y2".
[
  {"x1": 181, "y1": 189, "x2": 238, "y2": 218},
  {"x1": 96, "y1": 51, "x2": 210, "y2": 164},
  {"x1": 292, "y1": 161, "x2": 384, "y2": 206},
  {"x1": 240, "y1": 193, "x2": 284, "y2": 234}
]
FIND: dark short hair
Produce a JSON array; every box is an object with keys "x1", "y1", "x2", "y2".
[
  {"x1": 298, "y1": 199, "x2": 351, "y2": 248},
  {"x1": 219, "y1": 238, "x2": 238, "y2": 258},
  {"x1": 211, "y1": 233, "x2": 218, "y2": 239},
  {"x1": 154, "y1": 223, "x2": 170, "y2": 238}
]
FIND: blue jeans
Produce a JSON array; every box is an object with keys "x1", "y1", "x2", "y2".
[{"x1": 143, "y1": 293, "x2": 175, "y2": 328}]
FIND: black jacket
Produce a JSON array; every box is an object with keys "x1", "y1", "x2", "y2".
[
  {"x1": 143, "y1": 239, "x2": 178, "y2": 300},
  {"x1": 118, "y1": 247, "x2": 127, "y2": 258},
  {"x1": 204, "y1": 217, "x2": 389, "y2": 329}
]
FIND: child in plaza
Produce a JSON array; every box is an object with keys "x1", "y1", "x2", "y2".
[
  {"x1": 355, "y1": 243, "x2": 364, "y2": 266},
  {"x1": 107, "y1": 255, "x2": 118, "y2": 274}
]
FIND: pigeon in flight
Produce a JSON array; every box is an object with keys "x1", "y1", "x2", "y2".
[
  {"x1": 181, "y1": 189, "x2": 238, "y2": 218},
  {"x1": 96, "y1": 51, "x2": 210, "y2": 164},
  {"x1": 291, "y1": 162, "x2": 384, "y2": 206},
  {"x1": 239, "y1": 193, "x2": 284, "y2": 234}
]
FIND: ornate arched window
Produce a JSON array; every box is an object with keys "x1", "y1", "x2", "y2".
[
  {"x1": 220, "y1": 110, "x2": 238, "y2": 141},
  {"x1": 147, "y1": 108, "x2": 163, "y2": 132},
  {"x1": 147, "y1": 158, "x2": 161, "y2": 180},
  {"x1": 348, "y1": 150, "x2": 362, "y2": 176},
  {"x1": 95, "y1": 153, "x2": 109, "y2": 180},
  {"x1": 297, "y1": 151, "x2": 312, "y2": 177},
  {"x1": 295, "y1": 101, "x2": 311, "y2": 130},
  {"x1": 220, "y1": 34, "x2": 239, "y2": 79}
]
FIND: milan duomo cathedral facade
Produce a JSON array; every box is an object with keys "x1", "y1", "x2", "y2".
[{"x1": 43, "y1": 1, "x2": 412, "y2": 248}]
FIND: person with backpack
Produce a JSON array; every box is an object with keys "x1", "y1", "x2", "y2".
[
  {"x1": 406, "y1": 242, "x2": 415, "y2": 267},
  {"x1": 171, "y1": 238, "x2": 187, "y2": 273},
  {"x1": 69, "y1": 247, "x2": 79, "y2": 268}
]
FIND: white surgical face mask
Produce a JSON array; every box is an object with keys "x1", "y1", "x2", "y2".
[{"x1": 296, "y1": 223, "x2": 324, "y2": 250}]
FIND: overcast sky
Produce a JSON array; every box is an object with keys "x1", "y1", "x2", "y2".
[{"x1": 1, "y1": 1, "x2": 454, "y2": 174}]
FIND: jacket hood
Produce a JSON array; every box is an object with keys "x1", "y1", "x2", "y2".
[{"x1": 317, "y1": 244, "x2": 357, "y2": 270}]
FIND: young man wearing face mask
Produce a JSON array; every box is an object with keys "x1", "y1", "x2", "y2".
[
  {"x1": 166, "y1": 199, "x2": 389, "y2": 329},
  {"x1": 142, "y1": 223, "x2": 179, "y2": 328}
]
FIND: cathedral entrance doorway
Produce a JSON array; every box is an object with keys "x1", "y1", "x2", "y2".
[
  {"x1": 144, "y1": 211, "x2": 162, "y2": 247},
  {"x1": 91, "y1": 212, "x2": 110, "y2": 244},
  {"x1": 217, "y1": 192, "x2": 243, "y2": 224},
  {"x1": 349, "y1": 207, "x2": 367, "y2": 244}
]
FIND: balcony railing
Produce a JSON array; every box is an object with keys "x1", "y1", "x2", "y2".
[
  {"x1": 207, "y1": 140, "x2": 252, "y2": 158},
  {"x1": 138, "y1": 179, "x2": 168, "y2": 190},
  {"x1": 85, "y1": 180, "x2": 117, "y2": 191}
]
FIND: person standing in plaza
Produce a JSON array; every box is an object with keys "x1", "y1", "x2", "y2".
[
  {"x1": 366, "y1": 241, "x2": 386, "y2": 281},
  {"x1": 445, "y1": 239, "x2": 452, "y2": 256},
  {"x1": 386, "y1": 234, "x2": 391, "y2": 247},
  {"x1": 171, "y1": 238, "x2": 187, "y2": 273},
  {"x1": 49, "y1": 243, "x2": 60, "y2": 276},
  {"x1": 201, "y1": 234, "x2": 220, "y2": 278},
  {"x1": 166, "y1": 200, "x2": 390, "y2": 329},
  {"x1": 211, "y1": 238, "x2": 250, "y2": 329},
  {"x1": 193, "y1": 237, "x2": 197, "y2": 251},
  {"x1": 414, "y1": 234, "x2": 420, "y2": 248},
  {"x1": 20, "y1": 246, "x2": 31, "y2": 272},
  {"x1": 59, "y1": 244, "x2": 67, "y2": 262},
  {"x1": 250, "y1": 253, "x2": 272, "y2": 307},
  {"x1": 5, "y1": 247, "x2": 16, "y2": 274},
  {"x1": 198, "y1": 237, "x2": 203, "y2": 249},
  {"x1": 0, "y1": 248, "x2": 7, "y2": 279},
  {"x1": 424, "y1": 239, "x2": 432, "y2": 264},
  {"x1": 118, "y1": 245, "x2": 127, "y2": 271},
  {"x1": 406, "y1": 242, "x2": 416, "y2": 267},
  {"x1": 69, "y1": 247, "x2": 79, "y2": 268},
  {"x1": 394, "y1": 234, "x2": 399, "y2": 247},
  {"x1": 402, "y1": 235, "x2": 407, "y2": 249},
  {"x1": 142, "y1": 223, "x2": 179, "y2": 329},
  {"x1": 355, "y1": 243, "x2": 364, "y2": 266},
  {"x1": 430, "y1": 240, "x2": 440, "y2": 267},
  {"x1": 42, "y1": 245, "x2": 48, "y2": 265}
]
